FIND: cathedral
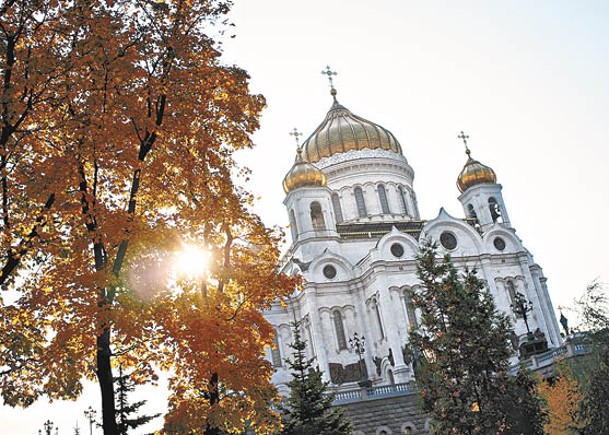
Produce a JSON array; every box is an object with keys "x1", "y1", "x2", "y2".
[{"x1": 264, "y1": 78, "x2": 563, "y2": 433}]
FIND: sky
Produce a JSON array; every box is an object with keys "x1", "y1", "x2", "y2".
[{"x1": 3, "y1": 1, "x2": 609, "y2": 434}]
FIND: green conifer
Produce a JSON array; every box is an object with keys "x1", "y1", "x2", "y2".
[
  {"x1": 114, "y1": 366, "x2": 160, "y2": 435},
  {"x1": 411, "y1": 240, "x2": 545, "y2": 434},
  {"x1": 281, "y1": 321, "x2": 352, "y2": 435}
]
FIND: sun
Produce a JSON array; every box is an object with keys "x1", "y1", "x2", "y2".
[{"x1": 175, "y1": 244, "x2": 210, "y2": 277}]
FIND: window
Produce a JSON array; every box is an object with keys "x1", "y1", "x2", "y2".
[
  {"x1": 506, "y1": 281, "x2": 521, "y2": 317},
  {"x1": 333, "y1": 310, "x2": 348, "y2": 350},
  {"x1": 390, "y1": 243, "x2": 404, "y2": 258},
  {"x1": 467, "y1": 203, "x2": 478, "y2": 220},
  {"x1": 378, "y1": 185, "x2": 390, "y2": 214},
  {"x1": 489, "y1": 197, "x2": 503, "y2": 223},
  {"x1": 354, "y1": 187, "x2": 367, "y2": 218},
  {"x1": 404, "y1": 290, "x2": 418, "y2": 329},
  {"x1": 412, "y1": 191, "x2": 420, "y2": 217},
  {"x1": 372, "y1": 298, "x2": 385, "y2": 340},
  {"x1": 289, "y1": 209, "x2": 298, "y2": 241},
  {"x1": 440, "y1": 231, "x2": 457, "y2": 250},
  {"x1": 331, "y1": 193, "x2": 344, "y2": 223},
  {"x1": 323, "y1": 264, "x2": 337, "y2": 279},
  {"x1": 398, "y1": 186, "x2": 409, "y2": 215},
  {"x1": 271, "y1": 332, "x2": 282, "y2": 367},
  {"x1": 310, "y1": 201, "x2": 326, "y2": 231}
]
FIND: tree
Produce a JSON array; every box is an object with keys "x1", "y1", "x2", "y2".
[
  {"x1": 503, "y1": 368, "x2": 547, "y2": 435},
  {"x1": 0, "y1": 1, "x2": 296, "y2": 434},
  {"x1": 280, "y1": 321, "x2": 352, "y2": 435},
  {"x1": 115, "y1": 366, "x2": 160, "y2": 434},
  {"x1": 574, "y1": 281, "x2": 609, "y2": 434},
  {"x1": 539, "y1": 363, "x2": 585, "y2": 434},
  {"x1": 410, "y1": 240, "x2": 545, "y2": 434}
]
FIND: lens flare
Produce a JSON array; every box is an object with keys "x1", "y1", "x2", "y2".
[{"x1": 175, "y1": 245, "x2": 209, "y2": 277}]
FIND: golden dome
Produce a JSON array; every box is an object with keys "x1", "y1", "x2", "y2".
[
  {"x1": 301, "y1": 97, "x2": 402, "y2": 163},
  {"x1": 283, "y1": 148, "x2": 327, "y2": 193},
  {"x1": 457, "y1": 150, "x2": 497, "y2": 193}
]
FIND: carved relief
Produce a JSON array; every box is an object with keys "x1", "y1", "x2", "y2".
[{"x1": 328, "y1": 360, "x2": 367, "y2": 385}]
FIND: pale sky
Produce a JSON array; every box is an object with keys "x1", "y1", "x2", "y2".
[{"x1": 3, "y1": 1, "x2": 609, "y2": 433}]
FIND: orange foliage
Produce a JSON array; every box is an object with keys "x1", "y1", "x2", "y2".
[
  {"x1": 539, "y1": 363, "x2": 585, "y2": 434},
  {"x1": 0, "y1": 0, "x2": 296, "y2": 433}
]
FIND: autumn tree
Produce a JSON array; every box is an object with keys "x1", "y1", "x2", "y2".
[
  {"x1": 539, "y1": 363, "x2": 585, "y2": 434},
  {"x1": 0, "y1": 1, "x2": 295, "y2": 434},
  {"x1": 280, "y1": 321, "x2": 352, "y2": 435},
  {"x1": 410, "y1": 240, "x2": 545, "y2": 434}
]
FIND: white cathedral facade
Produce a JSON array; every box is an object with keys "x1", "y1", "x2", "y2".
[{"x1": 265, "y1": 87, "x2": 562, "y2": 399}]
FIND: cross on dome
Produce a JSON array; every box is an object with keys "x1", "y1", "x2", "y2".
[
  {"x1": 458, "y1": 130, "x2": 471, "y2": 155},
  {"x1": 321, "y1": 66, "x2": 339, "y2": 100},
  {"x1": 290, "y1": 127, "x2": 303, "y2": 147}
]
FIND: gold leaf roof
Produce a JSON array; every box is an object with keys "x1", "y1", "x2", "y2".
[
  {"x1": 283, "y1": 148, "x2": 327, "y2": 193},
  {"x1": 457, "y1": 152, "x2": 497, "y2": 193},
  {"x1": 301, "y1": 99, "x2": 402, "y2": 163}
]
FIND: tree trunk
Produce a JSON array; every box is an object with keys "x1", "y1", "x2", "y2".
[
  {"x1": 97, "y1": 327, "x2": 119, "y2": 435},
  {"x1": 205, "y1": 372, "x2": 221, "y2": 435}
]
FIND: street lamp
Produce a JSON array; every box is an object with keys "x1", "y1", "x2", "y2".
[
  {"x1": 349, "y1": 332, "x2": 367, "y2": 381},
  {"x1": 42, "y1": 420, "x2": 54, "y2": 435},
  {"x1": 511, "y1": 291, "x2": 533, "y2": 334},
  {"x1": 84, "y1": 406, "x2": 97, "y2": 435}
]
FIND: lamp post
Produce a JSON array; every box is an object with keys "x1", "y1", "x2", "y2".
[
  {"x1": 511, "y1": 291, "x2": 533, "y2": 334},
  {"x1": 84, "y1": 406, "x2": 96, "y2": 435},
  {"x1": 42, "y1": 420, "x2": 54, "y2": 435},
  {"x1": 349, "y1": 332, "x2": 368, "y2": 385}
]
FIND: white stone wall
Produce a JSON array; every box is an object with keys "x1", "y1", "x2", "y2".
[{"x1": 269, "y1": 149, "x2": 562, "y2": 393}]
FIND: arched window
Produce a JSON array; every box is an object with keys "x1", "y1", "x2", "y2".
[
  {"x1": 378, "y1": 185, "x2": 390, "y2": 214},
  {"x1": 489, "y1": 197, "x2": 503, "y2": 223},
  {"x1": 467, "y1": 203, "x2": 478, "y2": 220},
  {"x1": 333, "y1": 310, "x2": 347, "y2": 350},
  {"x1": 289, "y1": 209, "x2": 298, "y2": 241},
  {"x1": 412, "y1": 191, "x2": 420, "y2": 217},
  {"x1": 331, "y1": 193, "x2": 344, "y2": 223},
  {"x1": 506, "y1": 281, "x2": 521, "y2": 317},
  {"x1": 310, "y1": 201, "x2": 326, "y2": 231},
  {"x1": 271, "y1": 332, "x2": 282, "y2": 367},
  {"x1": 372, "y1": 297, "x2": 385, "y2": 340},
  {"x1": 399, "y1": 186, "x2": 409, "y2": 215},
  {"x1": 354, "y1": 187, "x2": 367, "y2": 218},
  {"x1": 404, "y1": 290, "x2": 418, "y2": 329}
]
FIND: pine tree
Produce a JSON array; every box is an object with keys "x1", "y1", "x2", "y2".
[
  {"x1": 410, "y1": 240, "x2": 545, "y2": 434},
  {"x1": 114, "y1": 366, "x2": 160, "y2": 434},
  {"x1": 504, "y1": 368, "x2": 547, "y2": 435},
  {"x1": 281, "y1": 321, "x2": 352, "y2": 435}
]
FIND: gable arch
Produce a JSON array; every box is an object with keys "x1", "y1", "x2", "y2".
[
  {"x1": 482, "y1": 226, "x2": 524, "y2": 254},
  {"x1": 308, "y1": 250, "x2": 353, "y2": 282},
  {"x1": 376, "y1": 228, "x2": 419, "y2": 260},
  {"x1": 422, "y1": 209, "x2": 483, "y2": 256}
]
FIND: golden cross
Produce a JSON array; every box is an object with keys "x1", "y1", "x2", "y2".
[
  {"x1": 290, "y1": 128, "x2": 303, "y2": 147},
  {"x1": 321, "y1": 65, "x2": 338, "y2": 90},
  {"x1": 458, "y1": 130, "x2": 471, "y2": 155}
]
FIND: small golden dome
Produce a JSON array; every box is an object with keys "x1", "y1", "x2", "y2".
[
  {"x1": 301, "y1": 99, "x2": 402, "y2": 163},
  {"x1": 457, "y1": 150, "x2": 497, "y2": 193},
  {"x1": 283, "y1": 148, "x2": 327, "y2": 193}
]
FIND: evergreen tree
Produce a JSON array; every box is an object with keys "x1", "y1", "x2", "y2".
[
  {"x1": 410, "y1": 240, "x2": 545, "y2": 434},
  {"x1": 281, "y1": 321, "x2": 352, "y2": 435},
  {"x1": 114, "y1": 366, "x2": 160, "y2": 434},
  {"x1": 504, "y1": 368, "x2": 547, "y2": 435}
]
